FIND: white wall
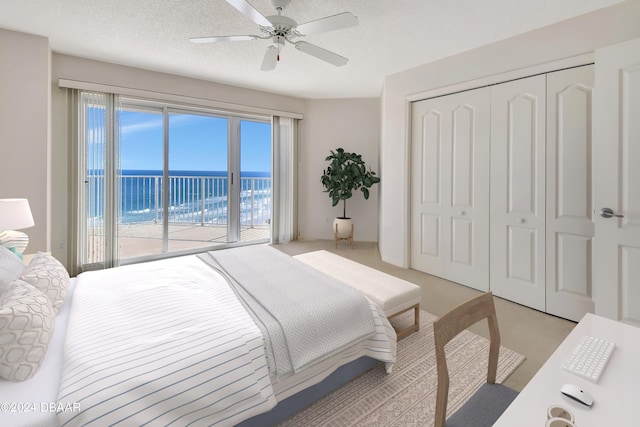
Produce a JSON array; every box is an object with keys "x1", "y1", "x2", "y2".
[
  {"x1": 379, "y1": 1, "x2": 640, "y2": 267},
  {"x1": 298, "y1": 98, "x2": 380, "y2": 242},
  {"x1": 0, "y1": 29, "x2": 50, "y2": 253}
]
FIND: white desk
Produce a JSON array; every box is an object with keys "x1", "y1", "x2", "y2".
[{"x1": 494, "y1": 313, "x2": 640, "y2": 426}]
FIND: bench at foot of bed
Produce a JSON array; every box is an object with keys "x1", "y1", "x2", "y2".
[{"x1": 293, "y1": 250, "x2": 422, "y2": 339}]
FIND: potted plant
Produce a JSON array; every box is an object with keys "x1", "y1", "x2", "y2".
[{"x1": 321, "y1": 148, "x2": 380, "y2": 240}]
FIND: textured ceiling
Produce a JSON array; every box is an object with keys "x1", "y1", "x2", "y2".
[{"x1": 0, "y1": 0, "x2": 623, "y2": 98}]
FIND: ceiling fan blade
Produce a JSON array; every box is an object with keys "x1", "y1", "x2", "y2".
[
  {"x1": 261, "y1": 46, "x2": 278, "y2": 71},
  {"x1": 189, "y1": 35, "x2": 259, "y2": 43},
  {"x1": 295, "y1": 41, "x2": 348, "y2": 66},
  {"x1": 225, "y1": 0, "x2": 272, "y2": 27},
  {"x1": 295, "y1": 12, "x2": 358, "y2": 36}
]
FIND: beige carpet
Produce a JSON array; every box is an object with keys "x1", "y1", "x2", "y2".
[{"x1": 278, "y1": 310, "x2": 525, "y2": 427}]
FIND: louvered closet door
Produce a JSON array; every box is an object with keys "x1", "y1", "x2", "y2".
[
  {"x1": 490, "y1": 75, "x2": 546, "y2": 310},
  {"x1": 410, "y1": 87, "x2": 490, "y2": 291},
  {"x1": 545, "y1": 65, "x2": 595, "y2": 322}
]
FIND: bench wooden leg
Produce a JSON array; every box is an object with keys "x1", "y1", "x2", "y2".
[{"x1": 388, "y1": 303, "x2": 420, "y2": 340}]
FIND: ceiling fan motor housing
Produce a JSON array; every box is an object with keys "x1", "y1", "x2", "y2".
[
  {"x1": 263, "y1": 15, "x2": 298, "y2": 43},
  {"x1": 265, "y1": 15, "x2": 297, "y2": 30}
]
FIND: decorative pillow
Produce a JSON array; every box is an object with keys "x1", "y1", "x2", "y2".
[
  {"x1": 0, "y1": 280, "x2": 55, "y2": 382},
  {"x1": 20, "y1": 252, "x2": 70, "y2": 315},
  {"x1": 0, "y1": 246, "x2": 25, "y2": 294}
]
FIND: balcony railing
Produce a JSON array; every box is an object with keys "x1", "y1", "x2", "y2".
[{"x1": 90, "y1": 174, "x2": 272, "y2": 228}]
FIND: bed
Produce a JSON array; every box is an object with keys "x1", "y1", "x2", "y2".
[{"x1": 0, "y1": 245, "x2": 396, "y2": 426}]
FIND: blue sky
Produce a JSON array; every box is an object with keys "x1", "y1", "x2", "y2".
[{"x1": 119, "y1": 110, "x2": 271, "y2": 173}]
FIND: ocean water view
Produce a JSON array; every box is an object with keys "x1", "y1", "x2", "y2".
[{"x1": 88, "y1": 169, "x2": 272, "y2": 226}]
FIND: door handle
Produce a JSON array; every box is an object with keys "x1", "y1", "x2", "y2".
[{"x1": 600, "y1": 207, "x2": 624, "y2": 219}]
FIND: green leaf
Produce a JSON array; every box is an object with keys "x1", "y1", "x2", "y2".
[{"x1": 321, "y1": 147, "x2": 380, "y2": 213}]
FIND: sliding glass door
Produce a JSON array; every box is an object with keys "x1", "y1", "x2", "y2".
[
  {"x1": 167, "y1": 112, "x2": 230, "y2": 253},
  {"x1": 78, "y1": 94, "x2": 272, "y2": 268},
  {"x1": 118, "y1": 107, "x2": 164, "y2": 259},
  {"x1": 239, "y1": 119, "x2": 272, "y2": 243}
]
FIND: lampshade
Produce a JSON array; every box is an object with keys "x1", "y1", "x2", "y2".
[
  {"x1": 0, "y1": 199, "x2": 35, "y2": 255},
  {"x1": 0, "y1": 199, "x2": 35, "y2": 230}
]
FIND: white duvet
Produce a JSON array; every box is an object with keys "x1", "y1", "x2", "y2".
[
  {"x1": 55, "y1": 251, "x2": 396, "y2": 427},
  {"x1": 56, "y1": 256, "x2": 276, "y2": 427}
]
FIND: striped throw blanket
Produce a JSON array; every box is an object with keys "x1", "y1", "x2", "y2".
[{"x1": 199, "y1": 245, "x2": 377, "y2": 379}]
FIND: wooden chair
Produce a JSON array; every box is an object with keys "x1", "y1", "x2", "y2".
[{"x1": 433, "y1": 292, "x2": 518, "y2": 427}]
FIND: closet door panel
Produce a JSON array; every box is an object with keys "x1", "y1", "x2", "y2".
[
  {"x1": 508, "y1": 95, "x2": 538, "y2": 214},
  {"x1": 450, "y1": 104, "x2": 475, "y2": 269},
  {"x1": 412, "y1": 104, "x2": 446, "y2": 276},
  {"x1": 411, "y1": 87, "x2": 490, "y2": 291},
  {"x1": 508, "y1": 226, "x2": 536, "y2": 282},
  {"x1": 420, "y1": 214, "x2": 440, "y2": 257},
  {"x1": 490, "y1": 75, "x2": 546, "y2": 311},
  {"x1": 451, "y1": 217, "x2": 472, "y2": 266},
  {"x1": 546, "y1": 65, "x2": 595, "y2": 321},
  {"x1": 557, "y1": 87, "x2": 590, "y2": 218},
  {"x1": 556, "y1": 233, "x2": 590, "y2": 294},
  {"x1": 420, "y1": 111, "x2": 441, "y2": 204},
  {"x1": 452, "y1": 106, "x2": 473, "y2": 207}
]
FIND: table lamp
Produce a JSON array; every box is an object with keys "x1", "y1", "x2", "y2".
[{"x1": 0, "y1": 198, "x2": 35, "y2": 255}]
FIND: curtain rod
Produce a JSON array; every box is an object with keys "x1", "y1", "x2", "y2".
[{"x1": 58, "y1": 78, "x2": 304, "y2": 120}]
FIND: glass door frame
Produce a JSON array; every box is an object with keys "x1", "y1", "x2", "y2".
[{"x1": 114, "y1": 99, "x2": 271, "y2": 263}]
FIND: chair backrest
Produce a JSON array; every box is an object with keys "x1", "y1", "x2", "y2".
[{"x1": 432, "y1": 292, "x2": 501, "y2": 427}]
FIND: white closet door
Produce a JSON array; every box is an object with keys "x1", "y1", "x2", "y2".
[
  {"x1": 546, "y1": 65, "x2": 595, "y2": 322},
  {"x1": 594, "y1": 38, "x2": 640, "y2": 326},
  {"x1": 490, "y1": 75, "x2": 546, "y2": 310},
  {"x1": 410, "y1": 87, "x2": 490, "y2": 291}
]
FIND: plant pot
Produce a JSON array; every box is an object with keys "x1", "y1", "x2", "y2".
[{"x1": 333, "y1": 217, "x2": 353, "y2": 239}]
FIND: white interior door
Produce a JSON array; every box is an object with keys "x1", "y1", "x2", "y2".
[
  {"x1": 594, "y1": 37, "x2": 640, "y2": 326},
  {"x1": 545, "y1": 65, "x2": 595, "y2": 322},
  {"x1": 410, "y1": 87, "x2": 490, "y2": 291},
  {"x1": 490, "y1": 75, "x2": 546, "y2": 311}
]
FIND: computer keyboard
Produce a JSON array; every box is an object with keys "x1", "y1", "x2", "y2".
[{"x1": 561, "y1": 335, "x2": 615, "y2": 383}]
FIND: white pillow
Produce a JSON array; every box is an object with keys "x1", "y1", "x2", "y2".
[
  {"x1": 21, "y1": 252, "x2": 70, "y2": 315},
  {"x1": 0, "y1": 280, "x2": 55, "y2": 382},
  {"x1": 0, "y1": 246, "x2": 25, "y2": 294}
]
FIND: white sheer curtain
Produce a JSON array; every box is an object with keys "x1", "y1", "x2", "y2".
[
  {"x1": 271, "y1": 116, "x2": 298, "y2": 243},
  {"x1": 69, "y1": 90, "x2": 121, "y2": 274}
]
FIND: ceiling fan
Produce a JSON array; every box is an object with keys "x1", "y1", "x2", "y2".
[{"x1": 190, "y1": 0, "x2": 358, "y2": 71}]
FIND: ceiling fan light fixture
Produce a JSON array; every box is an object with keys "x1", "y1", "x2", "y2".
[
  {"x1": 273, "y1": 35, "x2": 285, "y2": 50},
  {"x1": 261, "y1": 46, "x2": 279, "y2": 71}
]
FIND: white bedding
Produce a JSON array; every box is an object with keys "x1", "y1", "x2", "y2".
[
  {"x1": 0, "y1": 251, "x2": 396, "y2": 427},
  {"x1": 57, "y1": 255, "x2": 277, "y2": 427}
]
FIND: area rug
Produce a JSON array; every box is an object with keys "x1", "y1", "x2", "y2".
[{"x1": 278, "y1": 310, "x2": 525, "y2": 427}]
